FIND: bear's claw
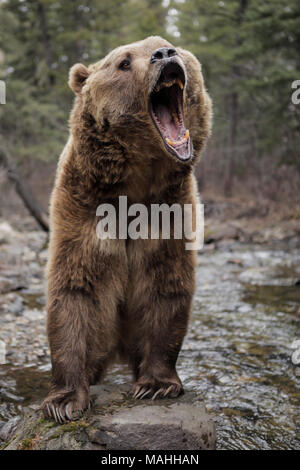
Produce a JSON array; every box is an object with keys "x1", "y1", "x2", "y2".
[
  {"x1": 41, "y1": 390, "x2": 90, "y2": 423},
  {"x1": 131, "y1": 381, "x2": 183, "y2": 401}
]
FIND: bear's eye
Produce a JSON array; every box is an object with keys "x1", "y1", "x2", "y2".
[{"x1": 119, "y1": 59, "x2": 131, "y2": 71}]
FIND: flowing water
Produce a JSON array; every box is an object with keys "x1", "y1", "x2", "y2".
[{"x1": 0, "y1": 242, "x2": 299, "y2": 449}]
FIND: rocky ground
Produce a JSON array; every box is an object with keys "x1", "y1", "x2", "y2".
[
  {"x1": 1, "y1": 201, "x2": 298, "y2": 371},
  {"x1": 0, "y1": 215, "x2": 216, "y2": 450},
  {"x1": 1, "y1": 384, "x2": 215, "y2": 450},
  {"x1": 0, "y1": 219, "x2": 49, "y2": 367},
  {"x1": 203, "y1": 196, "x2": 300, "y2": 247},
  {"x1": 1, "y1": 199, "x2": 299, "y2": 367},
  {"x1": 0, "y1": 204, "x2": 299, "y2": 450}
]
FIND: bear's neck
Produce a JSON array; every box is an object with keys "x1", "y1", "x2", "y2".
[{"x1": 68, "y1": 110, "x2": 192, "y2": 204}]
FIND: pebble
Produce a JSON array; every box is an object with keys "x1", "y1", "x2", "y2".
[
  {"x1": 291, "y1": 339, "x2": 300, "y2": 350},
  {"x1": 291, "y1": 349, "x2": 300, "y2": 365},
  {"x1": 6, "y1": 296, "x2": 24, "y2": 315},
  {"x1": 0, "y1": 340, "x2": 6, "y2": 364}
]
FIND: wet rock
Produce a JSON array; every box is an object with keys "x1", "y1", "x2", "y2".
[
  {"x1": 0, "y1": 340, "x2": 6, "y2": 364},
  {"x1": 0, "y1": 222, "x2": 19, "y2": 245},
  {"x1": 252, "y1": 227, "x2": 295, "y2": 244},
  {"x1": 3, "y1": 385, "x2": 216, "y2": 450},
  {"x1": 291, "y1": 340, "x2": 300, "y2": 365},
  {"x1": 227, "y1": 258, "x2": 244, "y2": 266},
  {"x1": 23, "y1": 308, "x2": 45, "y2": 322},
  {"x1": 6, "y1": 295, "x2": 24, "y2": 315},
  {"x1": 291, "y1": 339, "x2": 300, "y2": 350},
  {"x1": 0, "y1": 277, "x2": 24, "y2": 295},
  {"x1": 0, "y1": 416, "x2": 21, "y2": 442},
  {"x1": 89, "y1": 403, "x2": 215, "y2": 450},
  {"x1": 291, "y1": 349, "x2": 300, "y2": 365},
  {"x1": 205, "y1": 222, "x2": 241, "y2": 243},
  {"x1": 39, "y1": 249, "x2": 48, "y2": 262},
  {"x1": 239, "y1": 267, "x2": 272, "y2": 285}
]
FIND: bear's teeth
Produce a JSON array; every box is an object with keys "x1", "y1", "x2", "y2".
[
  {"x1": 166, "y1": 130, "x2": 189, "y2": 147},
  {"x1": 155, "y1": 78, "x2": 184, "y2": 92},
  {"x1": 155, "y1": 80, "x2": 174, "y2": 92}
]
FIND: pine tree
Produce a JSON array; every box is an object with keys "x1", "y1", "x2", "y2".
[{"x1": 173, "y1": 0, "x2": 300, "y2": 193}]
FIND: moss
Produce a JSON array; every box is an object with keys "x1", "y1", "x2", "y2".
[
  {"x1": 40, "y1": 420, "x2": 56, "y2": 430},
  {"x1": 43, "y1": 420, "x2": 89, "y2": 441},
  {"x1": 48, "y1": 431, "x2": 62, "y2": 440},
  {"x1": 37, "y1": 417, "x2": 47, "y2": 424},
  {"x1": 18, "y1": 438, "x2": 34, "y2": 450},
  {"x1": 60, "y1": 420, "x2": 89, "y2": 433}
]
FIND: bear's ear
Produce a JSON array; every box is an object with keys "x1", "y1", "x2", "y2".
[{"x1": 68, "y1": 63, "x2": 90, "y2": 94}]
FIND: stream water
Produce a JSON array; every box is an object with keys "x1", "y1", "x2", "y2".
[{"x1": 0, "y1": 242, "x2": 299, "y2": 449}]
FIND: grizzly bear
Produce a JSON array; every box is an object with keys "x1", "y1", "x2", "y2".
[{"x1": 42, "y1": 36, "x2": 212, "y2": 422}]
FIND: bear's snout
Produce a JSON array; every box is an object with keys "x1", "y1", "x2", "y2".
[{"x1": 150, "y1": 47, "x2": 178, "y2": 64}]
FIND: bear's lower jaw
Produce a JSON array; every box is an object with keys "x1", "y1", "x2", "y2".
[
  {"x1": 165, "y1": 131, "x2": 192, "y2": 162},
  {"x1": 149, "y1": 61, "x2": 191, "y2": 162}
]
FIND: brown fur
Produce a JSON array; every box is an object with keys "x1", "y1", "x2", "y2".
[{"x1": 42, "y1": 36, "x2": 212, "y2": 422}]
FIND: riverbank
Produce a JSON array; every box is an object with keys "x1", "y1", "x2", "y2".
[{"x1": 0, "y1": 211, "x2": 299, "y2": 449}]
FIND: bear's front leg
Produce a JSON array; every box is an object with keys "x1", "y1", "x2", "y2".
[
  {"x1": 42, "y1": 289, "x2": 95, "y2": 423},
  {"x1": 126, "y1": 239, "x2": 196, "y2": 400},
  {"x1": 42, "y1": 237, "x2": 125, "y2": 422}
]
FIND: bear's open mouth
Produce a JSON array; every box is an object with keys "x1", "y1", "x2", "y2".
[{"x1": 149, "y1": 61, "x2": 191, "y2": 162}]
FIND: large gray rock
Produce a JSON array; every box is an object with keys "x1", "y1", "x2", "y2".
[
  {"x1": 0, "y1": 416, "x2": 21, "y2": 442},
  {"x1": 2, "y1": 384, "x2": 216, "y2": 450}
]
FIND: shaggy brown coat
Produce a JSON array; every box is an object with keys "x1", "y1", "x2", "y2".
[{"x1": 42, "y1": 36, "x2": 212, "y2": 422}]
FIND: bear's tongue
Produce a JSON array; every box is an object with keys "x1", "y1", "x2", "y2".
[
  {"x1": 154, "y1": 101, "x2": 180, "y2": 141},
  {"x1": 151, "y1": 83, "x2": 186, "y2": 142},
  {"x1": 149, "y1": 62, "x2": 191, "y2": 161}
]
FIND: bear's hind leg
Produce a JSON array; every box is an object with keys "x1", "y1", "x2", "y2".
[
  {"x1": 130, "y1": 312, "x2": 187, "y2": 400},
  {"x1": 127, "y1": 240, "x2": 195, "y2": 400}
]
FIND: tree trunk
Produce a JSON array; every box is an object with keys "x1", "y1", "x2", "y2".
[
  {"x1": 0, "y1": 149, "x2": 49, "y2": 232},
  {"x1": 37, "y1": 1, "x2": 55, "y2": 86},
  {"x1": 224, "y1": 91, "x2": 238, "y2": 196},
  {"x1": 223, "y1": 0, "x2": 249, "y2": 196}
]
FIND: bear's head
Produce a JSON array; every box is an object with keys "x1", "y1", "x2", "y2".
[{"x1": 69, "y1": 36, "x2": 211, "y2": 164}]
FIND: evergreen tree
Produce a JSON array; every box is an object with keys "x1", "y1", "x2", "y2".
[
  {"x1": 173, "y1": 0, "x2": 300, "y2": 193},
  {"x1": 0, "y1": 0, "x2": 299, "y2": 198}
]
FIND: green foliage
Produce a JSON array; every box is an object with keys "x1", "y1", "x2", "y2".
[
  {"x1": 0, "y1": 0, "x2": 156, "y2": 163},
  {"x1": 173, "y1": 0, "x2": 300, "y2": 175},
  {"x1": 0, "y1": 0, "x2": 299, "y2": 184},
  {"x1": 126, "y1": 0, "x2": 168, "y2": 40}
]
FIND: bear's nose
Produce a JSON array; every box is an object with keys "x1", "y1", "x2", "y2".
[{"x1": 150, "y1": 47, "x2": 177, "y2": 64}]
